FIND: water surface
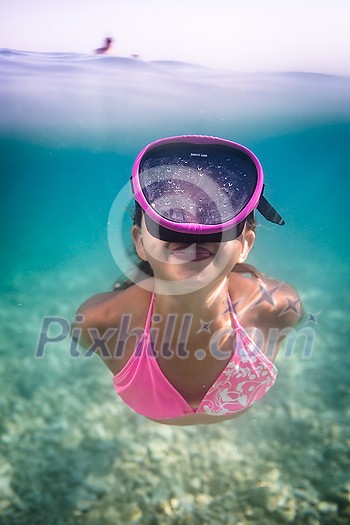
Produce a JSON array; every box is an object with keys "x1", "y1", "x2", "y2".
[{"x1": 1, "y1": 49, "x2": 349, "y2": 525}]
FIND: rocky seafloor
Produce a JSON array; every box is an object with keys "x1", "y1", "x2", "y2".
[{"x1": 1, "y1": 259, "x2": 349, "y2": 525}]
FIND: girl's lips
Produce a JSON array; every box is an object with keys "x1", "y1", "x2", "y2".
[{"x1": 168, "y1": 243, "x2": 214, "y2": 262}]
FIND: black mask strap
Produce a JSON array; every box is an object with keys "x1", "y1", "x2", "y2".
[{"x1": 257, "y1": 188, "x2": 285, "y2": 225}]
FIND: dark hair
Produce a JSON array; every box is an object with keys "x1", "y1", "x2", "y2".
[{"x1": 113, "y1": 202, "x2": 262, "y2": 290}]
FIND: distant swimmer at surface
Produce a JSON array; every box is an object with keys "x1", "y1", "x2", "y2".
[{"x1": 95, "y1": 37, "x2": 114, "y2": 55}]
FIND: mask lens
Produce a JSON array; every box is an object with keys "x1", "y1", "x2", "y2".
[{"x1": 139, "y1": 143, "x2": 258, "y2": 227}]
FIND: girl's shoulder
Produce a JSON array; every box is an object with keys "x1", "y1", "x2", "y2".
[
  {"x1": 74, "y1": 280, "x2": 153, "y2": 340},
  {"x1": 229, "y1": 272, "x2": 303, "y2": 329}
]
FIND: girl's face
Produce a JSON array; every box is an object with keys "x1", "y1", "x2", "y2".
[{"x1": 132, "y1": 216, "x2": 255, "y2": 291}]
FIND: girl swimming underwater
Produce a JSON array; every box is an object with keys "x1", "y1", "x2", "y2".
[{"x1": 74, "y1": 135, "x2": 302, "y2": 426}]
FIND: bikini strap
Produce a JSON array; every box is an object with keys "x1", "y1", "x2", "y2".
[
  {"x1": 227, "y1": 293, "x2": 242, "y2": 332},
  {"x1": 228, "y1": 293, "x2": 262, "y2": 353},
  {"x1": 144, "y1": 292, "x2": 155, "y2": 334}
]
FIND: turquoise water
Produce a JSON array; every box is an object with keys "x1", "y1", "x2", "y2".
[{"x1": 1, "y1": 49, "x2": 350, "y2": 524}]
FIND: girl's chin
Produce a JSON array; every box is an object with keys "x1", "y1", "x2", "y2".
[{"x1": 155, "y1": 267, "x2": 225, "y2": 293}]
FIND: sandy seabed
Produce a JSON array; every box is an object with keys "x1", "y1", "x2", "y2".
[{"x1": 0, "y1": 254, "x2": 349, "y2": 525}]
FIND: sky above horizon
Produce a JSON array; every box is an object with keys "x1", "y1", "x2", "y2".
[{"x1": 1, "y1": 0, "x2": 350, "y2": 75}]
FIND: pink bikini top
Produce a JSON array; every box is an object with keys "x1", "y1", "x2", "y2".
[{"x1": 113, "y1": 293, "x2": 278, "y2": 420}]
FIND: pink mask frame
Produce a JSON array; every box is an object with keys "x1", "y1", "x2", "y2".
[{"x1": 131, "y1": 135, "x2": 284, "y2": 239}]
